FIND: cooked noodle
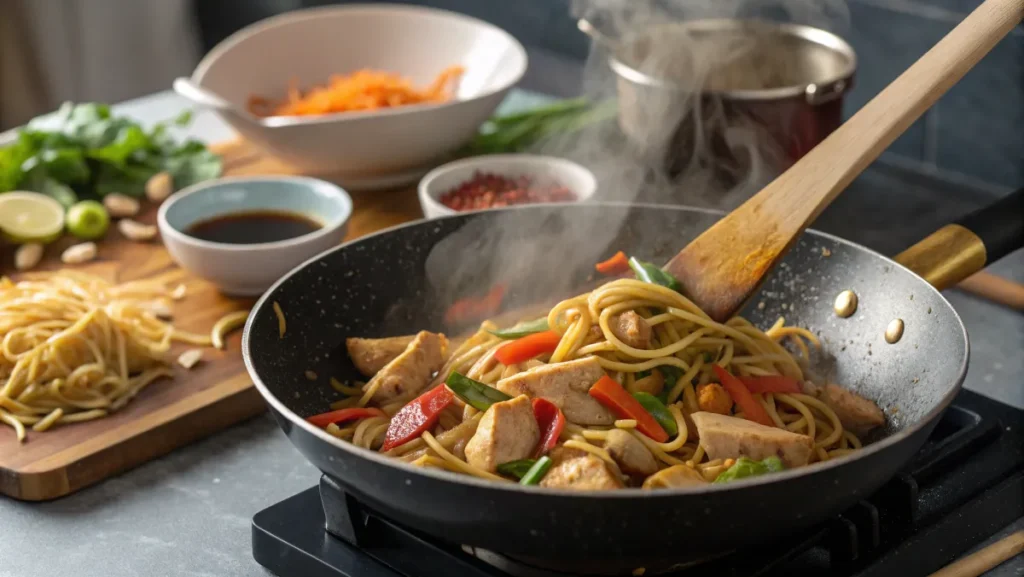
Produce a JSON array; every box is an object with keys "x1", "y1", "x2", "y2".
[
  {"x1": 0, "y1": 272, "x2": 236, "y2": 442},
  {"x1": 322, "y1": 276, "x2": 868, "y2": 487}
]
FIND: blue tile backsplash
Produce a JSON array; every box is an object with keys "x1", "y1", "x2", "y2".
[{"x1": 326, "y1": 0, "x2": 1021, "y2": 191}]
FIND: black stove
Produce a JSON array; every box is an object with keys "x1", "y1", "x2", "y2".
[{"x1": 252, "y1": 389, "x2": 1024, "y2": 577}]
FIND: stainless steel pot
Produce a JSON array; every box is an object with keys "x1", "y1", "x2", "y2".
[{"x1": 594, "y1": 19, "x2": 856, "y2": 176}]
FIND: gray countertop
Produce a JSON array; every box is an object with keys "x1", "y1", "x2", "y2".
[{"x1": 0, "y1": 91, "x2": 1021, "y2": 577}]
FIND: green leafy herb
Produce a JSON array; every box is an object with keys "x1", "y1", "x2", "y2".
[
  {"x1": 520, "y1": 456, "x2": 553, "y2": 485},
  {"x1": 488, "y1": 317, "x2": 550, "y2": 339},
  {"x1": 628, "y1": 257, "x2": 683, "y2": 292},
  {"x1": 632, "y1": 392, "x2": 678, "y2": 437},
  {"x1": 0, "y1": 102, "x2": 221, "y2": 203},
  {"x1": 496, "y1": 459, "x2": 537, "y2": 479},
  {"x1": 445, "y1": 371, "x2": 513, "y2": 411},
  {"x1": 461, "y1": 98, "x2": 618, "y2": 156},
  {"x1": 713, "y1": 456, "x2": 786, "y2": 484}
]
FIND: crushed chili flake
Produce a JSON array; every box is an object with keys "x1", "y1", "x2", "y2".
[{"x1": 439, "y1": 171, "x2": 577, "y2": 211}]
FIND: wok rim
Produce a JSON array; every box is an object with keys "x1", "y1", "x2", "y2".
[{"x1": 241, "y1": 201, "x2": 969, "y2": 498}]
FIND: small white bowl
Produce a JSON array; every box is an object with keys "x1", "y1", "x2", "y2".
[
  {"x1": 418, "y1": 154, "x2": 598, "y2": 219},
  {"x1": 184, "y1": 4, "x2": 527, "y2": 183},
  {"x1": 157, "y1": 176, "x2": 352, "y2": 296}
]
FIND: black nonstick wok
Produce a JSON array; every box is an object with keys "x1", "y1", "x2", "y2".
[{"x1": 242, "y1": 188, "x2": 1023, "y2": 574}]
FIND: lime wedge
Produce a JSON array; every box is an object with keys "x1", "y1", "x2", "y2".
[{"x1": 0, "y1": 192, "x2": 67, "y2": 244}]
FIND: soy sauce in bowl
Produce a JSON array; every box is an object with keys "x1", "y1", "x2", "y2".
[{"x1": 186, "y1": 210, "x2": 322, "y2": 244}]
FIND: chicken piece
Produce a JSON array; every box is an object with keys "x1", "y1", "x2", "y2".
[
  {"x1": 822, "y1": 384, "x2": 885, "y2": 437},
  {"x1": 691, "y1": 412, "x2": 813, "y2": 468},
  {"x1": 540, "y1": 447, "x2": 624, "y2": 490},
  {"x1": 346, "y1": 335, "x2": 416, "y2": 377},
  {"x1": 642, "y1": 464, "x2": 708, "y2": 489},
  {"x1": 630, "y1": 370, "x2": 665, "y2": 396},
  {"x1": 364, "y1": 331, "x2": 448, "y2": 403},
  {"x1": 496, "y1": 356, "x2": 615, "y2": 425},
  {"x1": 610, "y1": 311, "x2": 653, "y2": 349},
  {"x1": 604, "y1": 429, "x2": 658, "y2": 477},
  {"x1": 696, "y1": 382, "x2": 733, "y2": 415},
  {"x1": 464, "y1": 395, "x2": 540, "y2": 473}
]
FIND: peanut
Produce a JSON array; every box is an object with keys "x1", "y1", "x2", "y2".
[
  {"x1": 103, "y1": 193, "x2": 140, "y2": 218},
  {"x1": 15, "y1": 243, "x2": 44, "y2": 271},
  {"x1": 118, "y1": 219, "x2": 157, "y2": 242},
  {"x1": 145, "y1": 171, "x2": 174, "y2": 203},
  {"x1": 61, "y1": 242, "x2": 98, "y2": 265}
]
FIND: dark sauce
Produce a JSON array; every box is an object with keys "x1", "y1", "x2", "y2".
[{"x1": 186, "y1": 210, "x2": 322, "y2": 244}]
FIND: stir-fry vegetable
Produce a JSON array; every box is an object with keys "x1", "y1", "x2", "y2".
[
  {"x1": 737, "y1": 375, "x2": 803, "y2": 395},
  {"x1": 713, "y1": 456, "x2": 785, "y2": 484},
  {"x1": 520, "y1": 455, "x2": 554, "y2": 485},
  {"x1": 628, "y1": 257, "x2": 683, "y2": 292},
  {"x1": 306, "y1": 407, "x2": 386, "y2": 428},
  {"x1": 532, "y1": 398, "x2": 565, "y2": 457},
  {"x1": 380, "y1": 385, "x2": 454, "y2": 451},
  {"x1": 595, "y1": 251, "x2": 630, "y2": 275},
  {"x1": 632, "y1": 392, "x2": 678, "y2": 438},
  {"x1": 445, "y1": 371, "x2": 512, "y2": 411},
  {"x1": 589, "y1": 376, "x2": 669, "y2": 442},
  {"x1": 712, "y1": 365, "x2": 773, "y2": 427},
  {"x1": 444, "y1": 284, "x2": 506, "y2": 325},
  {"x1": 488, "y1": 317, "x2": 550, "y2": 339},
  {"x1": 494, "y1": 330, "x2": 562, "y2": 365},
  {"x1": 496, "y1": 459, "x2": 538, "y2": 479}
]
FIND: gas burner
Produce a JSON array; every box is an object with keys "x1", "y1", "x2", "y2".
[{"x1": 252, "y1": 389, "x2": 1024, "y2": 577}]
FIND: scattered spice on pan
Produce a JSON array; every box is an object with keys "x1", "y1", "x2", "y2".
[{"x1": 438, "y1": 172, "x2": 576, "y2": 212}]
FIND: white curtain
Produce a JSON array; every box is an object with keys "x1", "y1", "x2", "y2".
[{"x1": 1, "y1": 0, "x2": 202, "y2": 128}]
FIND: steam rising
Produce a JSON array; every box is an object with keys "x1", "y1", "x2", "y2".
[{"x1": 409, "y1": 0, "x2": 851, "y2": 327}]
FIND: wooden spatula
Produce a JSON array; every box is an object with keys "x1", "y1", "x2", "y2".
[{"x1": 664, "y1": 0, "x2": 1023, "y2": 322}]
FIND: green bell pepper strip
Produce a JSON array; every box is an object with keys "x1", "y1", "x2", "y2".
[
  {"x1": 628, "y1": 257, "x2": 683, "y2": 292},
  {"x1": 445, "y1": 371, "x2": 513, "y2": 412},
  {"x1": 713, "y1": 456, "x2": 786, "y2": 484},
  {"x1": 488, "y1": 317, "x2": 550, "y2": 339},
  {"x1": 519, "y1": 456, "x2": 553, "y2": 485},
  {"x1": 496, "y1": 459, "x2": 537, "y2": 479},
  {"x1": 631, "y1": 392, "x2": 678, "y2": 437}
]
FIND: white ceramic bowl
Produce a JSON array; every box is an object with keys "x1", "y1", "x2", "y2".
[
  {"x1": 157, "y1": 176, "x2": 352, "y2": 296},
  {"x1": 186, "y1": 4, "x2": 527, "y2": 182},
  {"x1": 418, "y1": 154, "x2": 598, "y2": 219}
]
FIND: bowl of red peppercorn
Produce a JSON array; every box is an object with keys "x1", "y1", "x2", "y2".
[{"x1": 418, "y1": 154, "x2": 597, "y2": 219}]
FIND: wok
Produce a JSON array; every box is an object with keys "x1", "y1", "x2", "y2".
[{"x1": 242, "y1": 188, "x2": 1023, "y2": 574}]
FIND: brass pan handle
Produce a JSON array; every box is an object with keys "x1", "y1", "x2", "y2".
[{"x1": 895, "y1": 187, "x2": 1023, "y2": 290}]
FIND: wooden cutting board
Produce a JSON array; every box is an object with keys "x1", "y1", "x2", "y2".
[{"x1": 0, "y1": 138, "x2": 425, "y2": 501}]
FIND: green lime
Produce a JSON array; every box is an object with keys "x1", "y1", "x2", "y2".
[
  {"x1": 66, "y1": 200, "x2": 110, "y2": 240},
  {"x1": 0, "y1": 192, "x2": 67, "y2": 244}
]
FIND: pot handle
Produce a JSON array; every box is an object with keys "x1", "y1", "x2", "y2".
[{"x1": 894, "y1": 187, "x2": 1024, "y2": 290}]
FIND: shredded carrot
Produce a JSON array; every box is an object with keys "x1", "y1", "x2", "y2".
[{"x1": 248, "y1": 66, "x2": 465, "y2": 117}]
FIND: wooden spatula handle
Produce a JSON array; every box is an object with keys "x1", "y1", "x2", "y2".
[{"x1": 666, "y1": 0, "x2": 1023, "y2": 322}]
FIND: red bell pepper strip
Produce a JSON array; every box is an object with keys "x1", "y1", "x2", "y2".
[
  {"x1": 588, "y1": 375, "x2": 669, "y2": 442},
  {"x1": 380, "y1": 385, "x2": 454, "y2": 451},
  {"x1": 595, "y1": 251, "x2": 630, "y2": 275},
  {"x1": 307, "y1": 407, "x2": 386, "y2": 428},
  {"x1": 737, "y1": 375, "x2": 802, "y2": 395},
  {"x1": 444, "y1": 283, "x2": 507, "y2": 325},
  {"x1": 494, "y1": 330, "x2": 562, "y2": 365},
  {"x1": 713, "y1": 365, "x2": 774, "y2": 427},
  {"x1": 532, "y1": 398, "x2": 565, "y2": 457}
]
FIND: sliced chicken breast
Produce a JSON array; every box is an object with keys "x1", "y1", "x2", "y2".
[
  {"x1": 465, "y1": 395, "x2": 540, "y2": 473},
  {"x1": 642, "y1": 464, "x2": 708, "y2": 489},
  {"x1": 346, "y1": 335, "x2": 416, "y2": 377},
  {"x1": 540, "y1": 447, "x2": 623, "y2": 490},
  {"x1": 364, "y1": 331, "x2": 448, "y2": 403},
  {"x1": 496, "y1": 356, "x2": 614, "y2": 425},
  {"x1": 610, "y1": 311, "x2": 653, "y2": 349},
  {"x1": 604, "y1": 429, "x2": 658, "y2": 477},
  {"x1": 822, "y1": 384, "x2": 886, "y2": 437},
  {"x1": 691, "y1": 412, "x2": 814, "y2": 468}
]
